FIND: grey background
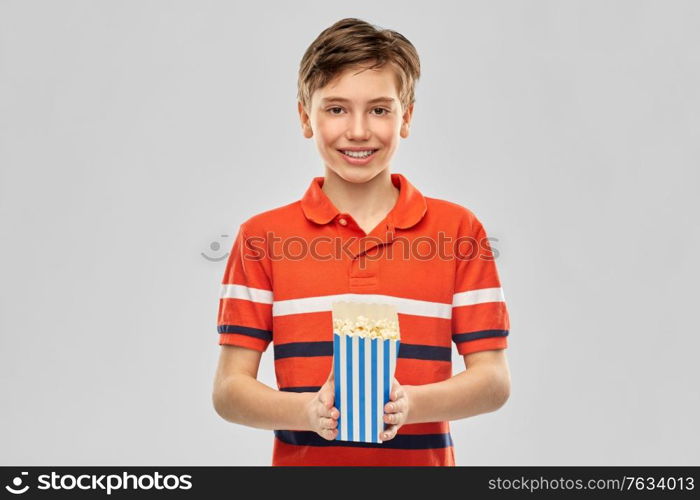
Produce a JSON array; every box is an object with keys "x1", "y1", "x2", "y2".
[{"x1": 1, "y1": 0, "x2": 698, "y2": 466}]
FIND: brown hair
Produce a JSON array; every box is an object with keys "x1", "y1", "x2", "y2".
[{"x1": 297, "y1": 18, "x2": 421, "y2": 114}]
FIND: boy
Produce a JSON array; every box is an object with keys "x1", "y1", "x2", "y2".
[{"x1": 212, "y1": 17, "x2": 511, "y2": 466}]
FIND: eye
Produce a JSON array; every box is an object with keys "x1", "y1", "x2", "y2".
[
  {"x1": 327, "y1": 106, "x2": 344, "y2": 115},
  {"x1": 372, "y1": 107, "x2": 391, "y2": 116}
]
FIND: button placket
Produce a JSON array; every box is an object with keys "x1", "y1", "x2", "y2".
[
  {"x1": 344, "y1": 218, "x2": 397, "y2": 291},
  {"x1": 349, "y1": 221, "x2": 395, "y2": 260}
]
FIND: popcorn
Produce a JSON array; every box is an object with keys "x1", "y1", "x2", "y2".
[
  {"x1": 331, "y1": 301, "x2": 401, "y2": 443},
  {"x1": 332, "y1": 316, "x2": 400, "y2": 340}
]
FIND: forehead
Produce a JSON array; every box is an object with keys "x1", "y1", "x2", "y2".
[{"x1": 314, "y1": 64, "x2": 400, "y2": 104}]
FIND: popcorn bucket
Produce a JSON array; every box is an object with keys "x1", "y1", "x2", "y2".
[{"x1": 331, "y1": 301, "x2": 401, "y2": 443}]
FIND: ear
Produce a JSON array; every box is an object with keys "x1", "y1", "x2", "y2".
[
  {"x1": 400, "y1": 102, "x2": 414, "y2": 139},
  {"x1": 298, "y1": 101, "x2": 313, "y2": 138}
]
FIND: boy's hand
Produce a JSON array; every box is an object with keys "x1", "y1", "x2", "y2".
[
  {"x1": 305, "y1": 368, "x2": 339, "y2": 441},
  {"x1": 382, "y1": 377, "x2": 409, "y2": 441}
]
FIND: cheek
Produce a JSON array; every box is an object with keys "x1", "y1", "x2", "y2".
[
  {"x1": 378, "y1": 122, "x2": 400, "y2": 144},
  {"x1": 316, "y1": 122, "x2": 344, "y2": 144}
]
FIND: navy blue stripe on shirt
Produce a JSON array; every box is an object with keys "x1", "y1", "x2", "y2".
[
  {"x1": 274, "y1": 430, "x2": 453, "y2": 449},
  {"x1": 217, "y1": 324, "x2": 273, "y2": 341},
  {"x1": 273, "y1": 341, "x2": 451, "y2": 362},
  {"x1": 274, "y1": 341, "x2": 331, "y2": 359},
  {"x1": 398, "y1": 343, "x2": 451, "y2": 361},
  {"x1": 452, "y1": 329, "x2": 509, "y2": 343},
  {"x1": 279, "y1": 386, "x2": 321, "y2": 393}
]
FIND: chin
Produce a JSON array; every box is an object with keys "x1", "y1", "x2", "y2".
[{"x1": 330, "y1": 164, "x2": 388, "y2": 184}]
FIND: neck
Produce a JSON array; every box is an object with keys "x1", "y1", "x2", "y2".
[{"x1": 321, "y1": 168, "x2": 400, "y2": 219}]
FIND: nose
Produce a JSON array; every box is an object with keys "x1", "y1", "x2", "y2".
[{"x1": 345, "y1": 113, "x2": 371, "y2": 141}]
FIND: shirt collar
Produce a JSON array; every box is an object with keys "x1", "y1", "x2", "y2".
[{"x1": 300, "y1": 172, "x2": 427, "y2": 229}]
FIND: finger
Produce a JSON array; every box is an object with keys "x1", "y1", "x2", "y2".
[
  {"x1": 381, "y1": 424, "x2": 398, "y2": 441},
  {"x1": 383, "y1": 412, "x2": 400, "y2": 424},
  {"x1": 390, "y1": 378, "x2": 402, "y2": 398},
  {"x1": 384, "y1": 399, "x2": 401, "y2": 413},
  {"x1": 319, "y1": 403, "x2": 339, "y2": 419},
  {"x1": 391, "y1": 387, "x2": 404, "y2": 401},
  {"x1": 322, "y1": 428, "x2": 338, "y2": 441},
  {"x1": 384, "y1": 411, "x2": 405, "y2": 425},
  {"x1": 320, "y1": 416, "x2": 338, "y2": 429},
  {"x1": 318, "y1": 402, "x2": 332, "y2": 418},
  {"x1": 319, "y1": 391, "x2": 333, "y2": 409}
]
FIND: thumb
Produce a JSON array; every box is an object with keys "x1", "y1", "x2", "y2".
[{"x1": 320, "y1": 387, "x2": 332, "y2": 409}]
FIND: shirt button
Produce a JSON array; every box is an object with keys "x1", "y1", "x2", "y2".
[{"x1": 338, "y1": 218, "x2": 347, "y2": 226}]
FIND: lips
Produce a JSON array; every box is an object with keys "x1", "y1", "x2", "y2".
[
  {"x1": 337, "y1": 148, "x2": 380, "y2": 165},
  {"x1": 337, "y1": 148, "x2": 379, "y2": 154},
  {"x1": 337, "y1": 148, "x2": 380, "y2": 152},
  {"x1": 337, "y1": 148, "x2": 379, "y2": 158},
  {"x1": 338, "y1": 149, "x2": 378, "y2": 159}
]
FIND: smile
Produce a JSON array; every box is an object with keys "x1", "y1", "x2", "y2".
[
  {"x1": 337, "y1": 149, "x2": 380, "y2": 166},
  {"x1": 339, "y1": 149, "x2": 378, "y2": 158}
]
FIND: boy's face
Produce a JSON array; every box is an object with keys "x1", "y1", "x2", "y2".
[{"x1": 298, "y1": 62, "x2": 414, "y2": 185}]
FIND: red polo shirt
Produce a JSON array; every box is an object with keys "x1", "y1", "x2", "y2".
[{"x1": 217, "y1": 172, "x2": 510, "y2": 466}]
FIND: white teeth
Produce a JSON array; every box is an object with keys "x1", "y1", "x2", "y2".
[{"x1": 343, "y1": 150, "x2": 375, "y2": 158}]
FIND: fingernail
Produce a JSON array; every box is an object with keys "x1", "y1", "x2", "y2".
[{"x1": 387, "y1": 404, "x2": 394, "y2": 412}]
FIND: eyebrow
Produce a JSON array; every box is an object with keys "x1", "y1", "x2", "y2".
[{"x1": 320, "y1": 96, "x2": 396, "y2": 105}]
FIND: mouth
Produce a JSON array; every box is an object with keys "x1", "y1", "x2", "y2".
[{"x1": 337, "y1": 148, "x2": 379, "y2": 160}]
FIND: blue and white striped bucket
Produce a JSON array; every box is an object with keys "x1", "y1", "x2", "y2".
[{"x1": 333, "y1": 333, "x2": 400, "y2": 443}]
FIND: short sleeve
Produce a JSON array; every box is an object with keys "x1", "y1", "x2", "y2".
[
  {"x1": 217, "y1": 223, "x2": 273, "y2": 352},
  {"x1": 451, "y1": 214, "x2": 510, "y2": 355}
]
